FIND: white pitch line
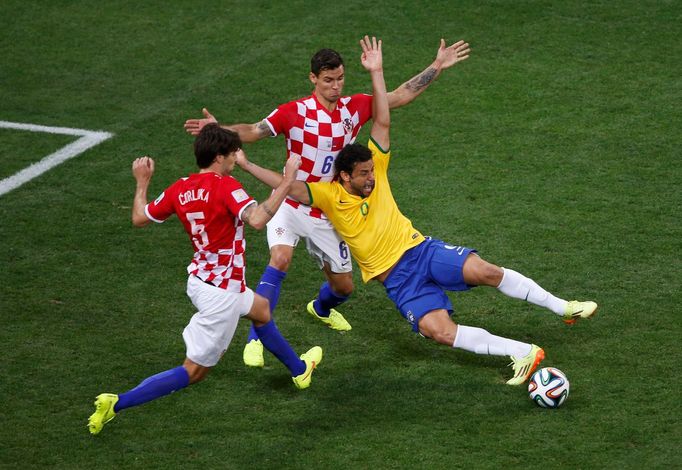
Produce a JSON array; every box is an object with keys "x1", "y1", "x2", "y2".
[{"x1": 0, "y1": 121, "x2": 114, "y2": 197}]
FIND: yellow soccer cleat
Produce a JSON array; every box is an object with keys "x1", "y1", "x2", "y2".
[
  {"x1": 243, "y1": 339, "x2": 265, "y2": 368},
  {"x1": 306, "y1": 300, "x2": 352, "y2": 331},
  {"x1": 506, "y1": 345, "x2": 545, "y2": 386},
  {"x1": 563, "y1": 300, "x2": 598, "y2": 325},
  {"x1": 88, "y1": 393, "x2": 119, "y2": 435},
  {"x1": 292, "y1": 346, "x2": 323, "y2": 390}
]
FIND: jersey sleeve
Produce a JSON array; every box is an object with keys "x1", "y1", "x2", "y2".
[
  {"x1": 368, "y1": 137, "x2": 390, "y2": 172},
  {"x1": 350, "y1": 94, "x2": 373, "y2": 127},
  {"x1": 145, "y1": 184, "x2": 176, "y2": 223},
  {"x1": 306, "y1": 182, "x2": 335, "y2": 214},
  {"x1": 264, "y1": 100, "x2": 297, "y2": 137},
  {"x1": 222, "y1": 177, "x2": 256, "y2": 220}
]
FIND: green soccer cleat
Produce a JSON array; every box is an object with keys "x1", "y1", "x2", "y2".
[
  {"x1": 563, "y1": 300, "x2": 598, "y2": 325},
  {"x1": 306, "y1": 300, "x2": 352, "y2": 331},
  {"x1": 292, "y1": 346, "x2": 323, "y2": 390},
  {"x1": 88, "y1": 393, "x2": 119, "y2": 435},
  {"x1": 506, "y1": 345, "x2": 545, "y2": 386},
  {"x1": 243, "y1": 339, "x2": 265, "y2": 368}
]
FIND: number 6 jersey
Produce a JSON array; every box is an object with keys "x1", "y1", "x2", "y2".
[
  {"x1": 264, "y1": 93, "x2": 372, "y2": 219},
  {"x1": 145, "y1": 172, "x2": 256, "y2": 292}
]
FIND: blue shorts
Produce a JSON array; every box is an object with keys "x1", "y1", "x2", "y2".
[{"x1": 382, "y1": 238, "x2": 476, "y2": 332}]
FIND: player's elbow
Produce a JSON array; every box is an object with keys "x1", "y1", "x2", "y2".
[
  {"x1": 375, "y1": 117, "x2": 390, "y2": 129},
  {"x1": 246, "y1": 211, "x2": 268, "y2": 230},
  {"x1": 387, "y1": 89, "x2": 410, "y2": 109},
  {"x1": 248, "y1": 218, "x2": 267, "y2": 231},
  {"x1": 132, "y1": 213, "x2": 150, "y2": 227}
]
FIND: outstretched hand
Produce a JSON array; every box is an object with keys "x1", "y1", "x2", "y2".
[
  {"x1": 184, "y1": 108, "x2": 218, "y2": 136},
  {"x1": 435, "y1": 39, "x2": 470, "y2": 69},
  {"x1": 360, "y1": 35, "x2": 383, "y2": 72}
]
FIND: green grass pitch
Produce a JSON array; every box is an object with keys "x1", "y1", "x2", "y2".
[{"x1": 1, "y1": 1, "x2": 680, "y2": 468}]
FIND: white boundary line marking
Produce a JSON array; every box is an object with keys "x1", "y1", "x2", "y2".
[{"x1": 0, "y1": 120, "x2": 114, "y2": 197}]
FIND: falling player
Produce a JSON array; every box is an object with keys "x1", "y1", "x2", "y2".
[
  {"x1": 235, "y1": 36, "x2": 598, "y2": 385},
  {"x1": 184, "y1": 38, "x2": 471, "y2": 368}
]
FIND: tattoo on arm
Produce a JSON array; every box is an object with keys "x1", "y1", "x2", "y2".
[
  {"x1": 242, "y1": 205, "x2": 252, "y2": 223},
  {"x1": 261, "y1": 201, "x2": 275, "y2": 218},
  {"x1": 256, "y1": 120, "x2": 274, "y2": 138},
  {"x1": 406, "y1": 67, "x2": 438, "y2": 93}
]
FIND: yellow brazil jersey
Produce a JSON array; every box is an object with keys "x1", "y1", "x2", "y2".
[{"x1": 306, "y1": 138, "x2": 425, "y2": 282}]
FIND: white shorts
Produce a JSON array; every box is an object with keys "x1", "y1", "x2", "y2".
[
  {"x1": 266, "y1": 202, "x2": 352, "y2": 273},
  {"x1": 183, "y1": 275, "x2": 255, "y2": 367}
]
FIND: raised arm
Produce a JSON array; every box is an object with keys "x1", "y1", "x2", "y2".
[
  {"x1": 387, "y1": 39, "x2": 470, "y2": 109},
  {"x1": 361, "y1": 36, "x2": 389, "y2": 150},
  {"x1": 236, "y1": 150, "x2": 310, "y2": 205},
  {"x1": 131, "y1": 156, "x2": 155, "y2": 227},
  {"x1": 239, "y1": 152, "x2": 308, "y2": 229},
  {"x1": 184, "y1": 108, "x2": 274, "y2": 142}
]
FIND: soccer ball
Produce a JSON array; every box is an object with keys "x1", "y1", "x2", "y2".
[{"x1": 528, "y1": 367, "x2": 570, "y2": 408}]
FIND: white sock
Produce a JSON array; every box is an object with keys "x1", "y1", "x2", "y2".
[
  {"x1": 497, "y1": 268, "x2": 568, "y2": 315},
  {"x1": 453, "y1": 325, "x2": 532, "y2": 358}
]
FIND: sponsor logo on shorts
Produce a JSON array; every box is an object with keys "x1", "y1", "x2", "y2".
[
  {"x1": 444, "y1": 244, "x2": 466, "y2": 255},
  {"x1": 406, "y1": 310, "x2": 415, "y2": 325},
  {"x1": 275, "y1": 227, "x2": 285, "y2": 236}
]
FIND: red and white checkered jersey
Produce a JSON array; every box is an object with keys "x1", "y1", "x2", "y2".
[
  {"x1": 265, "y1": 93, "x2": 372, "y2": 218},
  {"x1": 145, "y1": 172, "x2": 256, "y2": 292}
]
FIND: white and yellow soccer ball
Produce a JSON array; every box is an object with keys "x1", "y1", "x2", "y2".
[{"x1": 528, "y1": 367, "x2": 570, "y2": 408}]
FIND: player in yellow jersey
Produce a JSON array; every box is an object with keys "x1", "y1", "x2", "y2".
[{"x1": 237, "y1": 36, "x2": 598, "y2": 385}]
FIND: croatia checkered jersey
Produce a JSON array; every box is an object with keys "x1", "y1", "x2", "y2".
[
  {"x1": 264, "y1": 93, "x2": 372, "y2": 218},
  {"x1": 145, "y1": 172, "x2": 256, "y2": 292}
]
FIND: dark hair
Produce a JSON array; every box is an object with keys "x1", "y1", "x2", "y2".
[
  {"x1": 194, "y1": 124, "x2": 241, "y2": 169},
  {"x1": 334, "y1": 143, "x2": 373, "y2": 178},
  {"x1": 310, "y1": 48, "x2": 344, "y2": 75}
]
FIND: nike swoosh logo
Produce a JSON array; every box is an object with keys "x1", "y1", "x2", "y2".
[
  {"x1": 305, "y1": 124, "x2": 316, "y2": 128},
  {"x1": 259, "y1": 282, "x2": 276, "y2": 287},
  {"x1": 341, "y1": 262, "x2": 349, "y2": 266},
  {"x1": 300, "y1": 361, "x2": 316, "y2": 380}
]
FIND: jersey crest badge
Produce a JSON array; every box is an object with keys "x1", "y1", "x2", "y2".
[{"x1": 343, "y1": 118, "x2": 354, "y2": 133}]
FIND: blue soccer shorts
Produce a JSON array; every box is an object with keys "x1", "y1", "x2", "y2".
[{"x1": 382, "y1": 238, "x2": 477, "y2": 332}]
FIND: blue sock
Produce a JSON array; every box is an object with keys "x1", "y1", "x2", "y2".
[
  {"x1": 314, "y1": 282, "x2": 349, "y2": 318},
  {"x1": 114, "y1": 366, "x2": 190, "y2": 412},
  {"x1": 255, "y1": 320, "x2": 305, "y2": 376},
  {"x1": 247, "y1": 266, "x2": 287, "y2": 342}
]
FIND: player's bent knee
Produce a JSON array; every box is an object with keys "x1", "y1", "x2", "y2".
[
  {"x1": 418, "y1": 310, "x2": 457, "y2": 345},
  {"x1": 465, "y1": 255, "x2": 503, "y2": 286},
  {"x1": 328, "y1": 273, "x2": 354, "y2": 297},
  {"x1": 269, "y1": 247, "x2": 293, "y2": 271}
]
